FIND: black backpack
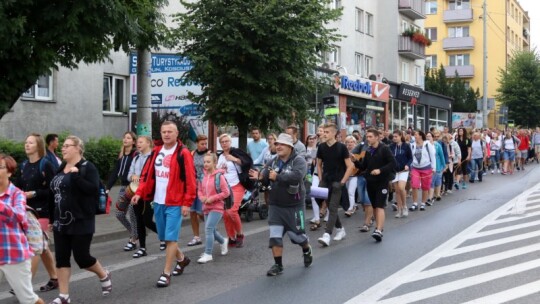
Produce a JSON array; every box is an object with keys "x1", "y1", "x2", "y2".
[{"x1": 230, "y1": 147, "x2": 256, "y2": 191}]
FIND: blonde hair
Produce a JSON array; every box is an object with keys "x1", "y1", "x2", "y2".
[
  {"x1": 139, "y1": 135, "x2": 154, "y2": 148},
  {"x1": 204, "y1": 152, "x2": 218, "y2": 165},
  {"x1": 345, "y1": 135, "x2": 357, "y2": 144},
  {"x1": 65, "y1": 135, "x2": 85, "y2": 156},
  {"x1": 26, "y1": 133, "x2": 46, "y2": 158},
  {"x1": 219, "y1": 133, "x2": 232, "y2": 143}
]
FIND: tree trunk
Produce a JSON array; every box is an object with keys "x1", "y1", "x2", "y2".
[{"x1": 238, "y1": 124, "x2": 248, "y2": 151}]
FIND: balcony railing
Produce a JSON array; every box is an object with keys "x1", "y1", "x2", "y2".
[
  {"x1": 442, "y1": 37, "x2": 475, "y2": 50},
  {"x1": 445, "y1": 65, "x2": 474, "y2": 78},
  {"x1": 398, "y1": 0, "x2": 425, "y2": 20},
  {"x1": 398, "y1": 36, "x2": 426, "y2": 60},
  {"x1": 443, "y1": 9, "x2": 474, "y2": 23}
]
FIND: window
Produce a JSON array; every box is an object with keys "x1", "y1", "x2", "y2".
[
  {"x1": 425, "y1": 28, "x2": 438, "y2": 41},
  {"x1": 448, "y1": 26, "x2": 470, "y2": 38},
  {"x1": 365, "y1": 56, "x2": 373, "y2": 77},
  {"x1": 401, "y1": 20, "x2": 409, "y2": 33},
  {"x1": 390, "y1": 100, "x2": 413, "y2": 132},
  {"x1": 416, "y1": 105, "x2": 426, "y2": 130},
  {"x1": 428, "y1": 108, "x2": 449, "y2": 131},
  {"x1": 449, "y1": 54, "x2": 470, "y2": 66},
  {"x1": 366, "y1": 13, "x2": 374, "y2": 36},
  {"x1": 103, "y1": 75, "x2": 127, "y2": 113},
  {"x1": 426, "y1": 55, "x2": 438, "y2": 69},
  {"x1": 332, "y1": 0, "x2": 342, "y2": 9},
  {"x1": 425, "y1": 0, "x2": 437, "y2": 14},
  {"x1": 449, "y1": 0, "x2": 470, "y2": 10},
  {"x1": 402, "y1": 62, "x2": 410, "y2": 83},
  {"x1": 325, "y1": 46, "x2": 341, "y2": 65},
  {"x1": 355, "y1": 53, "x2": 364, "y2": 75},
  {"x1": 356, "y1": 8, "x2": 364, "y2": 32},
  {"x1": 415, "y1": 65, "x2": 423, "y2": 86},
  {"x1": 22, "y1": 73, "x2": 53, "y2": 101}
]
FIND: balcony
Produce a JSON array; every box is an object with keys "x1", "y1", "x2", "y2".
[
  {"x1": 443, "y1": 9, "x2": 474, "y2": 23},
  {"x1": 442, "y1": 37, "x2": 475, "y2": 50},
  {"x1": 445, "y1": 65, "x2": 474, "y2": 78},
  {"x1": 398, "y1": 36, "x2": 426, "y2": 60},
  {"x1": 398, "y1": 0, "x2": 425, "y2": 20}
]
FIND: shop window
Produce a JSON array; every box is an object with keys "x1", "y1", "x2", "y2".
[
  {"x1": 346, "y1": 97, "x2": 384, "y2": 131},
  {"x1": 22, "y1": 73, "x2": 53, "y2": 101},
  {"x1": 390, "y1": 100, "x2": 413, "y2": 131},
  {"x1": 103, "y1": 75, "x2": 127, "y2": 114},
  {"x1": 416, "y1": 105, "x2": 425, "y2": 130},
  {"x1": 429, "y1": 108, "x2": 449, "y2": 131}
]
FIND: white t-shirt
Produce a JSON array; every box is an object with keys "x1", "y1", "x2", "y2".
[
  {"x1": 154, "y1": 143, "x2": 177, "y2": 205},
  {"x1": 217, "y1": 154, "x2": 241, "y2": 187}
]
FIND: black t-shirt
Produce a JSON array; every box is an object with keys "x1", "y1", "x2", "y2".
[
  {"x1": 316, "y1": 141, "x2": 349, "y2": 181},
  {"x1": 456, "y1": 137, "x2": 471, "y2": 159},
  {"x1": 14, "y1": 158, "x2": 54, "y2": 218}
]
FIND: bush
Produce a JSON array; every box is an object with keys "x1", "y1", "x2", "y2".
[{"x1": 0, "y1": 135, "x2": 122, "y2": 182}]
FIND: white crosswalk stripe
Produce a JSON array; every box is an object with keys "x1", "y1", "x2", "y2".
[{"x1": 347, "y1": 184, "x2": 540, "y2": 304}]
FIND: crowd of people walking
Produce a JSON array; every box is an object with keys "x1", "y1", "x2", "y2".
[{"x1": 1, "y1": 122, "x2": 537, "y2": 303}]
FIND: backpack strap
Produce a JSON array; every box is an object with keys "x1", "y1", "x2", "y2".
[
  {"x1": 175, "y1": 144, "x2": 188, "y2": 193},
  {"x1": 215, "y1": 172, "x2": 222, "y2": 194}
]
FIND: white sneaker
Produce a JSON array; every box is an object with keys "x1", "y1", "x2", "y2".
[
  {"x1": 446, "y1": 190, "x2": 453, "y2": 194},
  {"x1": 318, "y1": 233, "x2": 331, "y2": 247},
  {"x1": 197, "y1": 253, "x2": 213, "y2": 264},
  {"x1": 220, "y1": 238, "x2": 229, "y2": 256},
  {"x1": 491, "y1": 170, "x2": 494, "y2": 174},
  {"x1": 497, "y1": 169, "x2": 501, "y2": 174},
  {"x1": 395, "y1": 209, "x2": 402, "y2": 218},
  {"x1": 333, "y1": 228, "x2": 346, "y2": 241},
  {"x1": 402, "y1": 208, "x2": 409, "y2": 217}
]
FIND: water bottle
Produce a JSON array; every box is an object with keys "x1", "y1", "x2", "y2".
[{"x1": 98, "y1": 188, "x2": 107, "y2": 213}]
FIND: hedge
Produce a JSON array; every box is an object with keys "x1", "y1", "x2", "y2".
[{"x1": 0, "y1": 135, "x2": 122, "y2": 182}]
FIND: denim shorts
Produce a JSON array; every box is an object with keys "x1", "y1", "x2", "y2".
[
  {"x1": 503, "y1": 150, "x2": 515, "y2": 161},
  {"x1": 431, "y1": 171, "x2": 443, "y2": 188},
  {"x1": 154, "y1": 204, "x2": 183, "y2": 242},
  {"x1": 190, "y1": 196, "x2": 203, "y2": 214}
]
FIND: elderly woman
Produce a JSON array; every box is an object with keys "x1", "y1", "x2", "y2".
[
  {"x1": 217, "y1": 134, "x2": 246, "y2": 248},
  {"x1": 48, "y1": 136, "x2": 111, "y2": 304}
]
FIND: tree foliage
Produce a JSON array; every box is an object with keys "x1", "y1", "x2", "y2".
[
  {"x1": 425, "y1": 64, "x2": 478, "y2": 112},
  {"x1": 496, "y1": 51, "x2": 540, "y2": 127},
  {"x1": 170, "y1": 0, "x2": 342, "y2": 148},
  {"x1": 0, "y1": 0, "x2": 167, "y2": 118}
]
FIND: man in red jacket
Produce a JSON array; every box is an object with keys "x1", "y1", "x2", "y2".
[{"x1": 131, "y1": 121, "x2": 197, "y2": 288}]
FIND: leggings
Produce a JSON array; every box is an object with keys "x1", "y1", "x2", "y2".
[
  {"x1": 115, "y1": 186, "x2": 138, "y2": 240},
  {"x1": 132, "y1": 199, "x2": 158, "y2": 249},
  {"x1": 223, "y1": 183, "x2": 245, "y2": 238},
  {"x1": 54, "y1": 232, "x2": 96, "y2": 269}
]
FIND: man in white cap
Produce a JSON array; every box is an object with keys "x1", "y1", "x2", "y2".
[{"x1": 249, "y1": 133, "x2": 312, "y2": 276}]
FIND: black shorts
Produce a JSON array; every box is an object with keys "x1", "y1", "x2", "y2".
[{"x1": 366, "y1": 182, "x2": 388, "y2": 209}]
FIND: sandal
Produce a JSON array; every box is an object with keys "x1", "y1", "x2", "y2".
[
  {"x1": 39, "y1": 278, "x2": 59, "y2": 292},
  {"x1": 156, "y1": 273, "x2": 170, "y2": 288},
  {"x1": 187, "y1": 236, "x2": 202, "y2": 247},
  {"x1": 359, "y1": 224, "x2": 370, "y2": 233},
  {"x1": 100, "y1": 271, "x2": 112, "y2": 296},
  {"x1": 319, "y1": 208, "x2": 328, "y2": 218},
  {"x1": 172, "y1": 256, "x2": 191, "y2": 276},
  {"x1": 159, "y1": 241, "x2": 166, "y2": 251},
  {"x1": 123, "y1": 241, "x2": 137, "y2": 251},
  {"x1": 132, "y1": 248, "x2": 147, "y2": 258},
  {"x1": 309, "y1": 221, "x2": 321, "y2": 231}
]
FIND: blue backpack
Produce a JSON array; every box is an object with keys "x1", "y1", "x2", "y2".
[{"x1": 215, "y1": 172, "x2": 233, "y2": 209}]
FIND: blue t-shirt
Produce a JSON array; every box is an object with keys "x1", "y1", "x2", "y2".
[{"x1": 247, "y1": 140, "x2": 268, "y2": 162}]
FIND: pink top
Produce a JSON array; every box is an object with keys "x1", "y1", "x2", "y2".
[{"x1": 198, "y1": 169, "x2": 230, "y2": 215}]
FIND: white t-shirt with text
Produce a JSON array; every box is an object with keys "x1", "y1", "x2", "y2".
[{"x1": 154, "y1": 143, "x2": 177, "y2": 205}]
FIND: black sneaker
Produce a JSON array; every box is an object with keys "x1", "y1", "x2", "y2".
[
  {"x1": 303, "y1": 245, "x2": 313, "y2": 268},
  {"x1": 425, "y1": 199, "x2": 433, "y2": 206},
  {"x1": 372, "y1": 229, "x2": 383, "y2": 242},
  {"x1": 409, "y1": 204, "x2": 418, "y2": 211},
  {"x1": 267, "y1": 264, "x2": 284, "y2": 276},
  {"x1": 391, "y1": 202, "x2": 398, "y2": 211}
]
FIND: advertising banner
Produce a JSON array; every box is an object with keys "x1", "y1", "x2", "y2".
[{"x1": 451, "y1": 112, "x2": 477, "y2": 129}]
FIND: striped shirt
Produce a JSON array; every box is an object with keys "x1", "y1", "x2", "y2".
[{"x1": 0, "y1": 183, "x2": 33, "y2": 265}]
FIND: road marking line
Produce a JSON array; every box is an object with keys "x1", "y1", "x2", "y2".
[
  {"x1": 376, "y1": 258, "x2": 540, "y2": 304},
  {"x1": 487, "y1": 210, "x2": 540, "y2": 225},
  {"x1": 445, "y1": 230, "x2": 540, "y2": 257},
  {"x1": 471, "y1": 218, "x2": 540, "y2": 238},
  {"x1": 410, "y1": 243, "x2": 540, "y2": 282},
  {"x1": 346, "y1": 182, "x2": 540, "y2": 303},
  {"x1": 460, "y1": 279, "x2": 540, "y2": 304}
]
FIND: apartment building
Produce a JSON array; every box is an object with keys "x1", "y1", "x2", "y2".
[{"x1": 424, "y1": 0, "x2": 530, "y2": 128}]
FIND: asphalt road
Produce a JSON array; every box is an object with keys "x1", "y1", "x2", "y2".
[{"x1": 3, "y1": 164, "x2": 540, "y2": 304}]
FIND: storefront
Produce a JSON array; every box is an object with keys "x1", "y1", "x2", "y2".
[
  {"x1": 325, "y1": 74, "x2": 390, "y2": 135},
  {"x1": 388, "y1": 82, "x2": 452, "y2": 132}
]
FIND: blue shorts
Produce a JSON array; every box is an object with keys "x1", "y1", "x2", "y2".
[
  {"x1": 153, "y1": 204, "x2": 183, "y2": 242},
  {"x1": 190, "y1": 196, "x2": 203, "y2": 214},
  {"x1": 431, "y1": 171, "x2": 443, "y2": 187},
  {"x1": 356, "y1": 176, "x2": 371, "y2": 205},
  {"x1": 503, "y1": 150, "x2": 515, "y2": 161}
]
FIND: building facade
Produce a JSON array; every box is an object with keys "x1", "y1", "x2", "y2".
[{"x1": 424, "y1": 0, "x2": 530, "y2": 128}]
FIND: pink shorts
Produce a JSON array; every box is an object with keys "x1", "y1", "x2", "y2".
[{"x1": 411, "y1": 168, "x2": 433, "y2": 191}]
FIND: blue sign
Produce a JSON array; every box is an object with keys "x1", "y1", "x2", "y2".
[
  {"x1": 130, "y1": 53, "x2": 192, "y2": 74},
  {"x1": 131, "y1": 94, "x2": 163, "y2": 105},
  {"x1": 180, "y1": 104, "x2": 204, "y2": 116},
  {"x1": 341, "y1": 76, "x2": 371, "y2": 95}
]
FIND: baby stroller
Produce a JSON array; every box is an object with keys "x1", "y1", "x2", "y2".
[{"x1": 238, "y1": 188, "x2": 268, "y2": 222}]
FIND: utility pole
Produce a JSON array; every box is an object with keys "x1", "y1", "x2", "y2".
[
  {"x1": 136, "y1": 49, "x2": 152, "y2": 136},
  {"x1": 482, "y1": 0, "x2": 488, "y2": 127}
]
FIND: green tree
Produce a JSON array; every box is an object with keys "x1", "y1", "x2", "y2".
[
  {"x1": 170, "y1": 0, "x2": 341, "y2": 149},
  {"x1": 0, "y1": 0, "x2": 166, "y2": 118},
  {"x1": 425, "y1": 65, "x2": 478, "y2": 112},
  {"x1": 497, "y1": 51, "x2": 540, "y2": 127}
]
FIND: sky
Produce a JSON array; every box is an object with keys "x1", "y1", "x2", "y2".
[{"x1": 518, "y1": 0, "x2": 539, "y2": 50}]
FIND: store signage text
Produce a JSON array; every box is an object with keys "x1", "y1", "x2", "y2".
[{"x1": 341, "y1": 76, "x2": 371, "y2": 95}]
